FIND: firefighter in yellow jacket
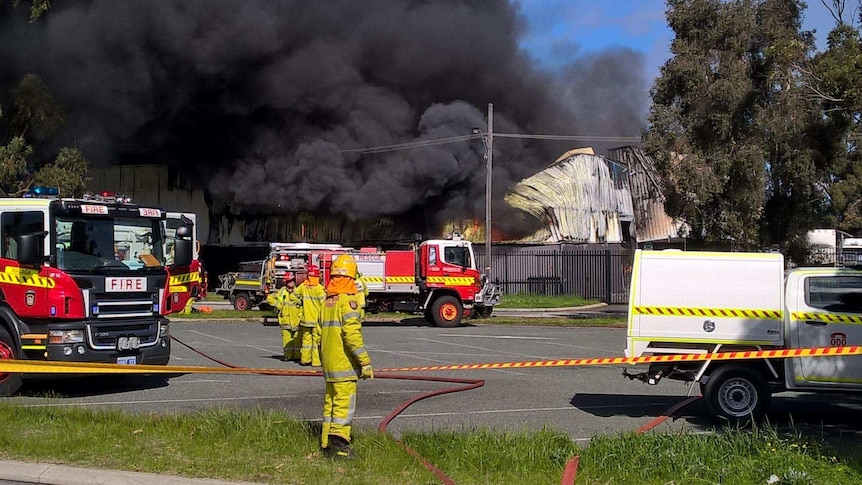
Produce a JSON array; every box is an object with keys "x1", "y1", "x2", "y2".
[
  {"x1": 295, "y1": 264, "x2": 326, "y2": 366},
  {"x1": 320, "y1": 254, "x2": 372, "y2": 459},
  {"x1": 266, "y1": 272, "x2": 302, "y2": 361},
  {"x1": 354, "y1": 271, "x2": 370, "y2": 320}
]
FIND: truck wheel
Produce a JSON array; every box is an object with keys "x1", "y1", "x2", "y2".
[
  {"x1": 431, "y1": 296, "x2": 463, "y2": 327},
  {"x1": 233, "y1": 292, "x2": 251, "y2": 311},
  {"x1": 477, "y1": 306, "x2": 493, "y2": 319},
  {"x1": 703, "y1": 365, "x2": 770, "y2": 425},
  {"x1": 0, "y1": 326, "x2": 23, "y2": 397}
]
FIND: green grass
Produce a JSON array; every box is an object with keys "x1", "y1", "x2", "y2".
[
  {"x1": 1, "y1": 404, "x2": 859, "y2": 484},
  {"x1": 170, "y1": 309, "x2": 270, "y2": 320},
  {"x1": 495, "y1": 293, "x2": 599, "y2": 308}
]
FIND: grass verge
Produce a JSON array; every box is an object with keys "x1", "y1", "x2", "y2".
[
  {"x1": 495, "y1": 293, "x2": 598, "y2": 309},
  {"x1": 0, "y1": 404, "x2": 859, "y2": 484}
]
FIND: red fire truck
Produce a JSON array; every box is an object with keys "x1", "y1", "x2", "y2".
[
  {"x1": 0, "y1": 188, "x2": 192, "y2": 396},
  {"x1": 263, "y1": 235, "x2": 501, "y2": 327},
  {"x1": 165, "y1": 212, "x2": 206, "y2": 313}
]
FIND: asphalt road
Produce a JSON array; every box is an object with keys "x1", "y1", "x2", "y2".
[{"x1": 6, "y1": 318, "x2": 862, "y2": 444}]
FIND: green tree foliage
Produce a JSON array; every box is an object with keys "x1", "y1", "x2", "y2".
[
  {"x1": 0, "y1": 136, "x2": 31, "y2": 196},
  {"x1": 809, "y1": 20, "x2": 862, "y2": 234},
  {"x1": 11, "y1": 73, "x2": 64, "y2": 140},
  {"x1": 33, "y1": 147, "x2": 90, "y2": 197},
  {"x1": 644, "y1": 0, "x2": 823, "y2": 249},
  {"x1": 8, "y1": 0, "x2": 50, "y2": 22},
  {"x1": 1, "y1": 1, "x2": 89, "y2": 200}
]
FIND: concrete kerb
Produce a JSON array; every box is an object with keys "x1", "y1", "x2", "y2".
[
  {"x1": 0, "y1": 460, "x2": 260, "y2": 485},
  {"x1": 493, "y1": 303, "x2": 609, "y2": 313}
]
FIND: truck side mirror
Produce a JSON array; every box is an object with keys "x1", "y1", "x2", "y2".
[
  {"x1": 174, "y1": 239, "x2": 193, "y2": 266},
  {"x1": 17, "y1": 232, "x2": 47, "y2": 266},
  {"x1": 176, "y1": 224, "x2": 192, "y2": 239}
]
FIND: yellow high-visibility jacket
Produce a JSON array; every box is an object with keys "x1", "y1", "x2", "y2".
[
  {"x1": 354, "y1": 275, "x2": 369, "y2": 316},
  {"x1": 320, "y1": 293, "x2": 370, "y2": 382},
  {"x1": 295, "y1": 282, "x2": 326, "y2": 328},
  {"x1": 266, "y1": 287, "x2": 301, "y2": 329}
]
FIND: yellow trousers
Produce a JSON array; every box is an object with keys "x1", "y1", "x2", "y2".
[
  {"x1": 321, "y1": 380, "x2": 356, "y2": 448},
  {"x1": 281, "y1": 326, "x2": 299, "y2": 360},
  {"x1": 298, "y1": 326, "x2": 321, "y2": 366}
]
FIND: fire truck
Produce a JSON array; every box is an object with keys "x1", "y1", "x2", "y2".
[
  {"x1": 214, "y1": 242, "x2": 344, "y2": 311},
  {"x1": 0, "y1": 188, "x2": 193, "y2": 396},
  {"x1": 165, "y1": 212, "x2": 206, "y2": 313},
  {"x1": 215, "y1": 236, "x2": 501, "y2": 326}
]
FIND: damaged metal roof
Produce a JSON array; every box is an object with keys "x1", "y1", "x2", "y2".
[{"x1": 505, "y1": 146, "x2": 686, "y2": 244}]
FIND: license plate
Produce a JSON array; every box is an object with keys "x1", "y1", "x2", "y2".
[
  {"x1": 106, "y1": 277, "x2": 147, "y2": 292},
  {"x1": 117, "y1": 336, "x2": 140, "y2": 350},
  {"x1": 117, "y1": 356, "x2": 136, "y2": 365}
]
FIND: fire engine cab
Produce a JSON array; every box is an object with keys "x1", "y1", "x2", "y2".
[
  {"x1": 165, "y1": 212, "x2": 206, "y2": 313},
  {"x1": 0, "y1": 188, "x2": 192, "y2": 396}
]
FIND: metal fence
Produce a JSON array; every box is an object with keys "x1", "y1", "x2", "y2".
[{"x1": 474, "y1": 245, "x2": 631, "y2": 304}]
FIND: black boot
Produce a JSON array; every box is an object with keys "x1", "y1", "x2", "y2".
[{"x1": 323, "y1": 435, "x2": 354, "y2": 459}]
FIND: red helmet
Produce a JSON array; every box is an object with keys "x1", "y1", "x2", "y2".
[
  {"x1": 282, "y1": 272, "x2": 295, "y2": 283},
  {"x1": 307, "y1": 265, "x2": 320, "y2": 278}
]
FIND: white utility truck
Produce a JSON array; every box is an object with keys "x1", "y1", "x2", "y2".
[{"x1": 624, "y1": 249, "x2": 862, "y2": 423}]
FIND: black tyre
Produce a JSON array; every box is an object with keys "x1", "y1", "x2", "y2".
[
  {"x1": 233, "y1": 292, "x2": 251, "y2": 311},
  {"x1": 477, "y1": 306, "x2": 493, "y2": 319},
  {"x1": 703, "y1": 365, "x2": 771, "y2": 425},
  {"x1": 431, "y1": 296, "x2": 463, "y2": 328},
  {"x1": 0, "y1": 325, "x2": 23, "y2": 397}
]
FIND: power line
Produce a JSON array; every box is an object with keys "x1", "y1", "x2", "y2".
[
  {"x1": 340, "y1": 134, "x2": 479, "y2": 154},
  {"x1": 340, "y1": 133, "x2": 641, "y2": 155},
  {"x1": 495, "y1": 133, "x2": 641, "y2": 143}
]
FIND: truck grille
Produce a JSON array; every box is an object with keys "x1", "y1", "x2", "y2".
[
  {"x1": 92, "y1": 293, "x2": 155, "y2": 319},
  {"x1": 86, "y1": 321, "x2": 159, "y2": 350}
]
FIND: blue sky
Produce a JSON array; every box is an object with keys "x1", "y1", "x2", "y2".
[{"x1": 517, "y1": 0, "x2": 841, "y2": 82}]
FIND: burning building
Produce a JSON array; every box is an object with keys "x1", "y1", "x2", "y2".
[{"x1": 505, "y1": 146, "x2": 686, "y2": 246}]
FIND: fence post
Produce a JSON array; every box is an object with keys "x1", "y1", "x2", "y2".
[{"x1": 605, "y1": 248, "x2": 612, "y2": 303}]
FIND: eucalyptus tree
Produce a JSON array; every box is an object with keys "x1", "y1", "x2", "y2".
[
  {"x1": 807, "y1": 1, "x2": 862, "y2": 234},
  {"x1": 644, "y1": 0, "x2": 821, "y2": 249},
  {"x1": 1, "y1": 2, "x2": 90, "y2": 197}
]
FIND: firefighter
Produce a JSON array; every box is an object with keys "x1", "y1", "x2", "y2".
[
  {"x1": 354, "y1": 271, "x2": 369, "y2": 320},
  {"x1": 266, "y1": 272, "x2": 302, "y2": 361},
  {"x1": 295, "y1": 264, "x2": 325, "y2": 366},
  {"x1": 320, "y1": 254, "x2": 373, "y2": 459}
]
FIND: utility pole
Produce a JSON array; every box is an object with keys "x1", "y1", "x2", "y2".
[{"x1": 485, "y1": 103, "x2": 493, "y2": 281}]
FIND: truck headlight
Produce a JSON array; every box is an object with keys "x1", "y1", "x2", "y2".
[
  {"x1": 159, "y1": 322, "x2": 170, "y2": 338},
  {"x1": 48, "y1": 330, "x2": 84, "y2": 344}
]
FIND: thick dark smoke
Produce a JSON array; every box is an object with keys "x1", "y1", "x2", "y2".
[{"x1": 0, "y1": 0, "x2": 647, "y2": 235}]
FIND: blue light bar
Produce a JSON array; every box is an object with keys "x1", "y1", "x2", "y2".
[{"x1": 31, "y1": 186, "x2": 59, "y2": 196}]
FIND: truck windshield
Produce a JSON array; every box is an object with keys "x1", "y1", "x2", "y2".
[
  {"x1": 443, "y1": 246, "x2": 473, "y2": 268},
  {"x1": 55, "y1": 216, "x2": 166, "y2": 272}
]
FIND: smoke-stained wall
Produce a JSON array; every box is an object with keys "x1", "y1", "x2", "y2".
[{"x1": 3, "y1": 1, "x2": 648, "y2": 239}]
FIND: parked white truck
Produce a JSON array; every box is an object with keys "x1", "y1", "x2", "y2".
[{"x1": 624, "y1": 249, "x2": 862, "y2": 423}]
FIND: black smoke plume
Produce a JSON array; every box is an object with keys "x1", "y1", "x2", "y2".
[{"x1": 0, "y1": 0, "x2": 647, "y2": 236}]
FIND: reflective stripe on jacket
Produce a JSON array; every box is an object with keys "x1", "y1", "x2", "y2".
[
  {"x1": 266, "y1": 287, "x2": 301, "y2": 328},
  {"x1": 296, "y1": 282, "x2": 326, "y2": 328},
  {"x1": 320, "y1": 293, "x2": 370, "y2": 382}
]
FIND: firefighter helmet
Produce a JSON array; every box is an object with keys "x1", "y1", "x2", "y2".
[
  {"x1": 307, "y1": 265, "x2": 320, "y2": 278},
  {"x1": 330, "y1": 254, "x2": 357, "y2": 279},
  {"x1": 282, "y1": 272, "x2": 295, "y2": 283}
]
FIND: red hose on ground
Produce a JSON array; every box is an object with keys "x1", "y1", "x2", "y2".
[
  {"x1": 172, "y1": 337, "x2": 484, "y2": 484},
  {"x1": 557, "y1": 394, "x2": 703, "y2": 485},
  {"x1": 173, "y1": 337, "x2": 703, "y2": 485},
  {"x1": 636, "y1": 396, "x2": 702, "y2": 434}
]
